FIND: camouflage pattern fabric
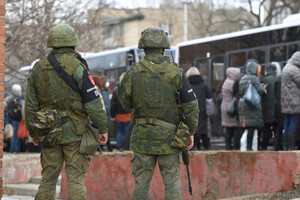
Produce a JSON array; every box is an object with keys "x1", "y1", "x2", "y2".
[
  {"x1": 118, "y1": 53, "x2": 198, "y2": 155},
  {"x1": 29, "y1": 108, "x2": 63, "y2": 146},
  {"x1": 35, "y1": 141, "x2": 90, "y2": 200},
  {"x1": 131, "y1": 152, "x2": 182, "y2": 200},
  {"x1": 170, "y1": 121, "x2": 190, "y2": 149},
  {"x1": 25, "y1": 48, "x2": 107, "y2": 144},
  {"x1": 138, "y1": 27, "x2": 170, "y2": 49},
  {"x1": 47, "y1": 24, "x2": 79, "y2": 48},
  {"x1": 25, "y1": 25, "x2": 107, "y2": 200}
]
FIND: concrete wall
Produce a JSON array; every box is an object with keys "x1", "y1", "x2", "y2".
[
  {"x1": 2, "y1": 153, "x2": 42, "y2": 184},
  {"x1": 0, "y1": 0, "x2": 5, "y2": 198},
  {"x1": 59, "y1": 151, "x2": 300, "y2": 200}
]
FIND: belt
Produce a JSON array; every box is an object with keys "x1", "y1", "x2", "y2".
[{"x1": 135, "y1": 118, "x2": 177, "y2": 130}]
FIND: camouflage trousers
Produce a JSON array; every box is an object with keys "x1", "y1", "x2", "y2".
[
  {"x1": 131, "y1": 152, "x2": 182, "y2": 200},
  {"x1": 35, "y1": 141, "x2": 90, "y2": 200}
]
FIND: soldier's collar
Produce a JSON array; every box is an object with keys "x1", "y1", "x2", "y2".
[
  {"x1": 144, "y1": 54, "x2": 170, "y2": 64},
  {"x1": 51, "y1": 48, "x2": 76, "y2": 54}
]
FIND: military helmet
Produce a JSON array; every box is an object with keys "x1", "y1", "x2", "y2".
[
  {"x1": 138, "y1": 27, "x2": 170, "y2": 49},
  {"x1": 47, "y1": 24, "x2": 79, "y2": 48}
]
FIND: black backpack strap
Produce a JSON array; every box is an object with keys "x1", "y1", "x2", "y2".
[{"x1": 47, "y1": 53, "x2": 81, "y2": 95}]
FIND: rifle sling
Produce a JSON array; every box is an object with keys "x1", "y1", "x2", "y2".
[{"x1": 47, "y1": 53, "x2": 81, "y2": 95}]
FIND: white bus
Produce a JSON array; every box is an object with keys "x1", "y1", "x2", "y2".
[{"x1": 175, "y1": 15, "x2": 300, "y2": 135}]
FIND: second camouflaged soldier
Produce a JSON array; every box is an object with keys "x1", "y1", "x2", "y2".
[
  {"x1": 24, "y1": 24, "x2": 108, "y2": 200},
  {"x1": 118, "y1": 27, "x2": 199, "y2": 200}
]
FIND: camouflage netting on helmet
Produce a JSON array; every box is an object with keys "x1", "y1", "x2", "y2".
[
  {"x1": 47, "y1": 24, "x2": 79, "y2": 48},
  {"x1": 138, "y1": 27, "x2": 170, "y2": 49}
]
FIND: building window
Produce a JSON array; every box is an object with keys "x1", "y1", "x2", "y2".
[{"x1": 159, "y1": 23, "x2": 173, "y2": 38}]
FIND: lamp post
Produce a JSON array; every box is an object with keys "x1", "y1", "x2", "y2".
[{"x1": 183, "y1": 1, "x2": 190, "y2": 41}]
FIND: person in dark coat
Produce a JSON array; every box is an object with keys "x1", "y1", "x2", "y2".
[
  {"x1": 271, "y1": 62, "x2": 284, "y2": 151},
  {"x1": 93, "y1": 75, "x2": 113, "y2": 152},
  {"x1": 281, "y1": 51, "x2": 300, "y2": 150},
  {"x1": 261, "y1": 63, "x2": 278, "y2": 150},
  {"x1": 186, "y1": 67, "x2": 212, "y2": 150},
  {"x1": 238, "y1": 61, "x2": 266, "y2": 151},
  {"x1": 111, "y1": 73, "x2": 132, "y2": 150},
  {"x1": 233, "y1": 59, "x2": 259, "y2": 150},
  {"x1": 221, "y1": 67, "x2": 240, "y2": 150}
]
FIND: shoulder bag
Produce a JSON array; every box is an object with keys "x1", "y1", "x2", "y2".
[
  {"x1": 226, "y1": 97, "x2": 236, "y2": 117},
  {"x1": 243, "y1": 81, "x2": 261, "y2": 109}
]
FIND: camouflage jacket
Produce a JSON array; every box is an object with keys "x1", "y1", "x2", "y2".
[
  {"x1": 118, "y1": 53, "x2": 198, "y2": 155},
  {"x1": 25, "y1": 48, "x2": 107, "y2": 144}
]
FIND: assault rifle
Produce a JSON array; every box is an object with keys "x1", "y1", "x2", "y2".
[
  {"x1": 182, "y1": 150, "x2": 192, "y2": 195},
  {"x1": 176, "y1": 91, "x2": 192, "y2": 195}
]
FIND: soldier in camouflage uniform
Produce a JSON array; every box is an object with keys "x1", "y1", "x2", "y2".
[
  {"x1": 24, "y1": 24, "x2": 108, "y2": 200},
  {"x1": 118, "y1": 27, "x2": 199, "y2": 200}
]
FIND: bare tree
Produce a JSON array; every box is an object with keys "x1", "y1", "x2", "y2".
[
  {"x1": 187, "y1": 1, "x2": 247, "y2": 39},
  {"x1": 5, "y1": 0, "x2": 109, "y2": 87},
  {"x1": 227, "y1": 0, "x2": 300, "y2": 28}
]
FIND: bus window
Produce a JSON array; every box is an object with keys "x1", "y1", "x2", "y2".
[
  {"x1": 127, "y1": 53, "x2": 134, "y2": 66},
  {"x1": 289, "y1": 43, "x2": 300, "y2": 58},
  {"x1": 195, "y1": 59, "x2": 208, "y2": 83},
  {"x1": 247, "y1": 49, "x2": 266, "y2": 65},
  {"x1": 270, "y1": 46, "x2": 287, "y2": 62},
  {"x1": 105, "y1": 67, "x2": 127, "y2": 87},
  {"x1": 229, "y1": 52, "x2": 246, "y2": 67}
]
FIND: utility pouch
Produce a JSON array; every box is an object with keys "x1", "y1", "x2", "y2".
[
  {"x1": 29, "y1": 108, "x2": 63, "y2": 146},
  {"x1": 170, "y1": 121, "x2": 190, "y2": 150},
  {"x1": 79, "y1": 123, "x2": 100, "y2": 156}
]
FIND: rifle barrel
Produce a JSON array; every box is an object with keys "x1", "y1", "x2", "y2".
[{"x1": 186, "y1": 166, "x2": 192, "y2": 195}]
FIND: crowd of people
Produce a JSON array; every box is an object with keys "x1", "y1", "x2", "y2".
[
  {"x1": 5, "y1": 55, "x2": 300, "y2": 153},
  {"x1": 4, "y1": 84, "x2": 41, "y2": 153},
  {"x1": 93, "y1": 73, "x2": 132, "y2": 152},
  {"x1": 4, "y1": 23, "x2": 300, "y2": 199},
  {"x1": 220, "y1": 53, "x2": 300, "y2": 151},
  {"x1": 4, "y1": 74, "x2": 134, "y2": 153}
]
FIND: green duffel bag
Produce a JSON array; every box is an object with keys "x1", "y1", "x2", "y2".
[
  {"x1": 29, "y1": 108, "x2": 63, "y2": 146},
  {"x1": 79, "y1": 123, "x2": 100, "y2": 156},
  {"x1": 170, "y1": 121, "x2": 190, "y2": 150}
]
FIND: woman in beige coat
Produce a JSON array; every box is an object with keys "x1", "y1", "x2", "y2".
[{"x1": 221, "y1": 67, "x2": 240, "y2": 150}]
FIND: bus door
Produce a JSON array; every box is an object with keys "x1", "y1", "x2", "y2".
[{"x1": 194, "y1": 55, "x2": 225, "y2": 136}]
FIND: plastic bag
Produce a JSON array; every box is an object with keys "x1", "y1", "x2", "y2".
[
  {"x1": 240, "y1": 129, "x2": 258, "y2": 151},
  {"x1": 4, "y1": 124, "x2": 13, "y2": 139},
  {"x1": 17, "y1": 119, "x2": 28, "y2": 139},
  {"x1": 243, "y1": 83, "x2": 261, "y2": 109},
  {"x1": 206, "y1": 98, "x2": 217, "y2": 116}
]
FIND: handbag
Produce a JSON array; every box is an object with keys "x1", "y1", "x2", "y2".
[
  {"x1": 79, "y1": 123, "x2": 100, "y2": 156},
  {"x1": 17, "y1": 119, "x2": 28, "y2": 139},
  {"x1": 243, "y1": 83, "x2": 260, "y2": 109},
  {"x1": 226, "y1": 97, "x2": 236, "y2": 117},
  {"x1": 206, "y1": 98, "x2": 217, "y2": 116}
]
